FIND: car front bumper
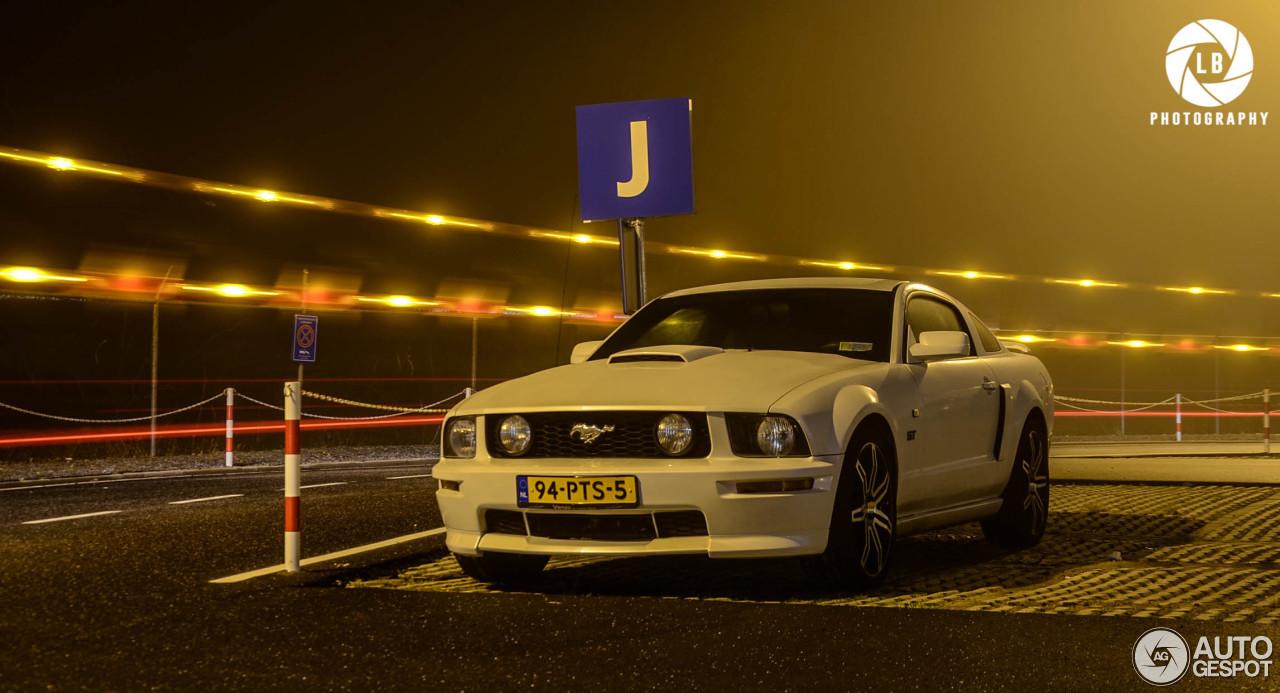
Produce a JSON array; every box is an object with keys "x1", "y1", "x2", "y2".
[{"x1": 433, "y1": 454, "x2": 841, "y2": 558}]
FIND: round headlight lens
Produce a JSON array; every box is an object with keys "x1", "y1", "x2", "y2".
[
  {"x1": 756, "y1": 416, "x2": 797, "y2": 456},
  {"x1": 655, "y1": 413, "x2": 693, "y2": 456},
  {"x1": 498, "y1": 415, "x2": 532, "y2": 456},
  {"x1": 448, "y1": 418, "x2": 476, "y2": 458}
]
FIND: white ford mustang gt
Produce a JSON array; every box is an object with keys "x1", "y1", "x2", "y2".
[{"x1": 433, "y1": 277, "x2": 1054, "y2": 588}]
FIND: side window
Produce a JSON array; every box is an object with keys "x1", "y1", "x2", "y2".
[
  {"x1": 970, "y1": 313, "x2": 1002, "y2": 353},
  {"x1": 905, "y1": 296, "x2": 975, "y2": 356}
]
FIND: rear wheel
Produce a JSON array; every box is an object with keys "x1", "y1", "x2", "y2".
[
  {"x1": 981, "y1": 416, "x2": 1049, "y2": 548},
  {"x1": 454, "y1": 552, "x2": 549, "y2": 584},
  {"x1": 809, "y1": 427, "x2": 897, "y2": 589}
]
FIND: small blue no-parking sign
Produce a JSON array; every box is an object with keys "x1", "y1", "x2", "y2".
[{"x1": 292, "y1": 314, "x2": 318, "y2": 363}]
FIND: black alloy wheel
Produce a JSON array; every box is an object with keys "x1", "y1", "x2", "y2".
[
  {"x1": 810, "y1": 427, "x2": 897, "y2": 589},
  {"x1": 981, "y1": 417, "x2": 1050, "y2": 548}
]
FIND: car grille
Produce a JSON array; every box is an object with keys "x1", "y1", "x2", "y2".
[
  {"x1": 486, "y1": 411, "x2": 711, "y2": 458},
  {"x1": 483, "y1": 509, "x2": 709, "y2": 541}
]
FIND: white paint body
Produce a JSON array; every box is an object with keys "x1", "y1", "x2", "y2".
[{"x1": 434, "y1": 278, "x2": 1054, "y2": 559}]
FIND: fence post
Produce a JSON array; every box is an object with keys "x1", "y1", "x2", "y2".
[
  {"x1": 225, "y1": 388, "x2": 235, "y2": 467},
  {"x1": 1175, "y1": 393, "x2": 1182, "y2": 442},
  {"x1": 284, "y1": 381, "x2": 301, "y2": 572},
  {"x1": 1265, "y1": 388, "x2": 1271, "y2": 455}
]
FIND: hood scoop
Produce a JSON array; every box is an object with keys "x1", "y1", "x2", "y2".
[{"x1": 607, "y1": 345, "x2": 725, "y2": 365}]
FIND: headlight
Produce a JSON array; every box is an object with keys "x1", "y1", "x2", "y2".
[
  {"x1": 497, "y1": 415, "x2": 532, "y2": 456},
  {"x1": 756, "y1": 416, "x2": 797, "y2": 456},
  {"x1": 655, "y1": 413, "x2": 693, "y2": 456},
  {"x1": 445, "y1": 417, "x2": 476, "y2": 458},
  {"x1": 726, "y1": 414, "x2": 811, "y2": 457}
]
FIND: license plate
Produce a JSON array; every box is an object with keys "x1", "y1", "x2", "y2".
[{"x1": 517, "y1": 475, "x2": 639, "y2": 508}]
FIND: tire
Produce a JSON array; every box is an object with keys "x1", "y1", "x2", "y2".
[
  {"x1": 981, "y1": 415, "x2": 1050, "y2": 548},
  {"x1": 454, "y1": 552, "x2": 549, "y2": 584},
  {"x1": 809, "y1": 426, "x2": 897, "y2": 589}
]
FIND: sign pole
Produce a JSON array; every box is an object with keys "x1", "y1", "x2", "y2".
[
  {"x1": 618, "y1": 217, "x2": 647, "y2": 314},
  {"x1": 297, "y1": 269, "x2": 308, "y2": 386}
]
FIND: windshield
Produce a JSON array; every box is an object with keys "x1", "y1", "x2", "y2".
[{"x1": 591, "y1": 288, "x2": 895, "y2": 362}]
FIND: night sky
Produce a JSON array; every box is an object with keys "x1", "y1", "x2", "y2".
[{"x1": 3, "y1": 1, "x2": 1280, "y2": 424}]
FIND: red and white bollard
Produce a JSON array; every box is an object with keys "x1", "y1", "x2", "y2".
[
  {"x1": 284, "y1": 381, "x2": 301, "y2": 572},
  {"x1": 225, "y1": 388, "x2": 235, "y2": 467},
  {"x1": 1175, "y1": 393, "x2": 1182, "y2": 442}
]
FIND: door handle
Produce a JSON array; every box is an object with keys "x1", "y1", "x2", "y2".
[{"x1": 982, "y1": 377, "x2": 999, "y2": 391}]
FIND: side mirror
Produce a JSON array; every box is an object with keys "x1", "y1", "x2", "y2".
[
  {"x1": 909, "y1": 331, "x2": 971, "y2": 362},
  {"x1": 570, "y1": 340, "x2": 604, "y2": 364}
]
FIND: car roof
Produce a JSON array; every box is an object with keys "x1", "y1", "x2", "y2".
[{"x1": 663, "y1": 277, "x2": 906, "y2": 298}]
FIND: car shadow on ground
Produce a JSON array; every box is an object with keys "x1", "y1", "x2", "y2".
[{"x1": 343, "y1": 509, "x2": 1188, "y2": 602}]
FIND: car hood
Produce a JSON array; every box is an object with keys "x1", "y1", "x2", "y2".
[{"x1": 454, "y1": 346, "x2": 878, "y2": 414}]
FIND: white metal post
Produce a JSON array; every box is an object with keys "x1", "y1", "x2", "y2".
[
  {"x1": 284, "y1": 381, "x2": 301, "y2": 572},
  {"x1": 1175, "y1": 393, "x2": 1182, "y2": 442},
  {"x1": 1265, "y1": 388, "x2": 1271, "y2": 455},
  {"x1": 225, "y1": 388, "x2": 235, "y2": 467}
]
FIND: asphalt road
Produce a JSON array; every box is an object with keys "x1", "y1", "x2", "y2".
[{"x1": 1, "y1": 461, "x2": 1277, "y2": 691}]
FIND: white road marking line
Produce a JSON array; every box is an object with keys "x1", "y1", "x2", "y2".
[
  {"x1": 79, "y1": 476, "x2": 193, "y2": 486},
  {"x1": 169, "y1": 494, "x2": 244, "y2": 505},
  {"x1": 386, "y1": 474, "x2": 433, "y2": 480},
  {"x1": 22, "y1": 510, "x2": 124, "y2": 525},
  {"x1": 0, "y1": 482, "x2": 77, "y2": 492},
  {"x1": 210, "y1": 527, "x2": 447, "y2": 584},
  {"x1": 297, "y1": 482, "x2": 347, "y2": 489}
]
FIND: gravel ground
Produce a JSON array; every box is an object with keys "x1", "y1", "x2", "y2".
[{"x1": 0, "y1": 444, "x2": 439, "y2": 482}]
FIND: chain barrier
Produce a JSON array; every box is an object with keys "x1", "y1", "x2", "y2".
[
  {"x1": 1054, "y1": 397, "x2": 1176, "y2": 414},
  {"x1": 297, "y1": 389, "x2": 465, "y2": 420},
  {"x1": 233, "y1": 392, "x2": 286, "y2": 412},
  {"x1": 1056, "y1": 394, "x2": 1178, "y2": 407},
  {"x1": 0, "y1": 390, "x2": 227, "y2": 424},
  {"x1": 1181, "y1": 391, "x2": 1266, "y2": 404}
]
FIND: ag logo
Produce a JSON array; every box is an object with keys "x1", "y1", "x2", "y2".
[
  {"x1": 1166, "y1": 20, "x2": 1253, "y2": 107},
  {"x1": 1133, "y1": 627, "x2": 1190, "y2": 686}
]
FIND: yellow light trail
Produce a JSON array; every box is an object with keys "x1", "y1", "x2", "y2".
[
  {"x1": 356, "y1": 296, "x2": 440, "y2": 307},
  {"x1": 180, "y1": 284, "x2": 279, "y2": 297},
  {"x1": 1161, "y1": 286, "x2": 1229, "y2": 295},
  {"x1": 4, "y1": 144, "x2": 1280, "y2": 304},
  {"x1": 0, "y1": 267, "x2": 88, "y2": 283},
  {"x1": 1050, "y1": 278, "x2": 1122, "y2": 288}
]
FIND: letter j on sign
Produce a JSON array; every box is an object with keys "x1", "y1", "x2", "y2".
[{"x1": 575, "y1": 98, "x2": 695, "y2": 222}]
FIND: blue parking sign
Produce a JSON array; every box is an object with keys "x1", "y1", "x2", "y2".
[
  {"x1": 576, "y1": 98, "x2": 695, "y2": 221},
  {"x1": 292, "y1": 314, "x2": 317, "y2": 363}
]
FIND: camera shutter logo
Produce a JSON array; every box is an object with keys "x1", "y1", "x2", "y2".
[
  {"x1": 1166, "y1": 20, "x2": 1253, "y2": 107},
  {"x1": 1133, "y1": 627, "x2": 1191, "y2": 686}
]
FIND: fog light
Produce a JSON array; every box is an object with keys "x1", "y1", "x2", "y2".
[
  {"x1": 655, "y1": 413, "x2": 693, "y2": 456},
  {"x1": 756, "y1": 416, "x2": 796, "y2": 456},
  {"x1": 498, "y1": 415, "x2": 532, "y2": 455},
  {"x1": 439, "y1": 479, "x2": 461, "y2": 491}
]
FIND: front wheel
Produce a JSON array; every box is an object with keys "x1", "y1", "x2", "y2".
[
  {"x1": 809, "y1": 427, "x2": 897, "y2": 589},
  {"x1": 981, "y1": 416, "x2": 1049, "y2": 548},
  {"x1": 454, "y1": 552, "x2": 549, "y2": 584}
]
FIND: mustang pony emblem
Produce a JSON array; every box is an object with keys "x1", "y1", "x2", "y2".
[{"x1": 570, "y1": 423, "x2": 615, "y2": 444}]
